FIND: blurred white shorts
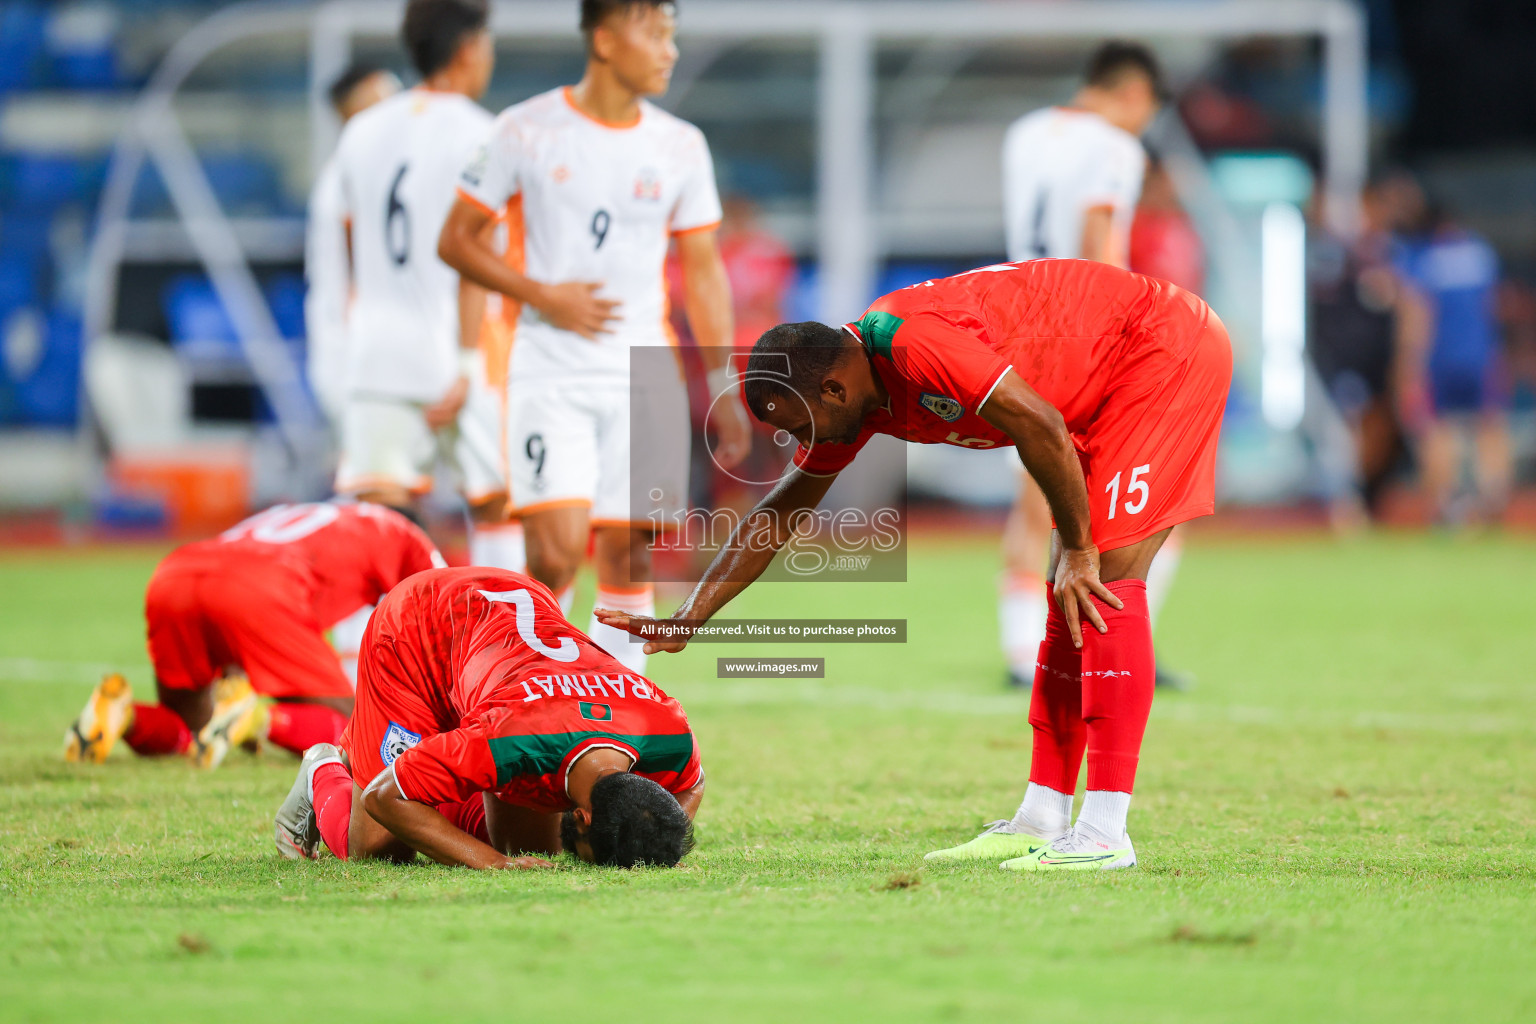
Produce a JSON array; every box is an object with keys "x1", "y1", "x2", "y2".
[{"x1": 335, "y1": 382, "x2": 506, "y2": 504}]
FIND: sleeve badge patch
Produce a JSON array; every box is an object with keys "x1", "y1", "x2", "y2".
[{"x1": 380, "y1": 722, "x2": 423, "y2": 766}]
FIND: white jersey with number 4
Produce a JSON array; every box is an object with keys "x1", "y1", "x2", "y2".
[
  {"x1": 334, "y1": 88, "x2": 493, "y2": 402},
  {"x1": 458, "y1": 87, "x2": 722, "y2": 380},
  {"x1": 1002, "y1": 107, "x2": 1146, "y2": 266}
]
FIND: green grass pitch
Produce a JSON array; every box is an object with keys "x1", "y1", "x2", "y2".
[{"x1": 2, "y1": 532, "x2": 1534, "y2": 1022}]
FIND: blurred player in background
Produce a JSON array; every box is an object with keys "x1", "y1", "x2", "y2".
[
  {"x1": 329, "y1": 0, "x2": 525, "y2": 574},
  {"x1": 1390, "y1": 183, "x2": 1511, "y2": 526},
  {"x1": 668, "y1": 194, "x2": 799, "y2": 512},
  {"x1": 1128, "y1": 157, "x2": 1204, "y2": 296},
  {"x1": 999, "y1": 42, "x2": 1190, "y2": 692},
  {"x1": 272, "y1": 567, "x2": 704, "y2": 870},
  {"x1": 1306, "y1": 180, "x2": 1427, "y2": 528},
  {"x1": 304, "y1": 62, "x2": 401, "y2": 430},
  {"x1": 601, "y1": 259, "x2": 1232, "y2": 870},
  {"x1": 439, "y1": 0, "x2": 751, "y2": 674},
  {"x1": 63, "y1": 503, "x2": 444, "y2": 770}
]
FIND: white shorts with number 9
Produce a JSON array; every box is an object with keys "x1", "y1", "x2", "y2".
[{"x1": 507, "y1": 370, "x2": 688, "y2": 527}]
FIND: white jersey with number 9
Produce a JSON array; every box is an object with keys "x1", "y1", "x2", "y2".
[{"x1": 457, "y1": 87, "x2": 723, "y2": 381}]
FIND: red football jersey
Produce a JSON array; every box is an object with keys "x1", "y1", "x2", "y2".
[
  {"x1": 346, "y1": 568, "x2": 703, "y2": 812},
  {"x1": 208, "y1": 502, "x2": 443, "y2": 627},
  {"x1": 794, "y1": 259, "x2": 1211, "y2": 475}
]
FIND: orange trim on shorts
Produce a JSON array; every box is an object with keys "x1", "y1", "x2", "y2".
[
  {"x1": 671, "y1": 219, "x2": 721, "y2": 238},
  {"x1": 589, "y1": 517, "x2": 682, "y2": 533},
  {"x1": 510, "y1": 498, "x2": 594, "y2": 518},
  {"x1": 455, "y1": 186, "x2": 499, "y2": 218},
  {"x1": 336, "y1": 473, "x2": 433, "y2": 497}
]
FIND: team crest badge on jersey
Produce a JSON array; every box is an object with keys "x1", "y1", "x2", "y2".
[
  {"x1": 579, "y1": 702, "x2": 613, "y2": 723},
  {"x1": 920, "y1": 393, "x2": 964, "y2": 423},
  {"x1": 380, "y1": 722, "x2": 422, "y2": 766},
  {"x1": 634, "y1": 167, "x2": 663, "y2": 202}
]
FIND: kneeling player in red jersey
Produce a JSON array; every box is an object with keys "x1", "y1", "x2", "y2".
[
  {"x1": 63, "y1": 502, "x2": 443, "y2": 769},
  {"x1": 272, "y1": 567, "x2": 704, "y2": 870},
  {"x1": 598, "y1": 259, "x2": 1231, "y2": 871}
]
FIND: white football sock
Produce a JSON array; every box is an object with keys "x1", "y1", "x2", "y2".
[
  {"x1": 469, "y1": 521, "x2": 526, "y2": 573},
  {"x1": 1012, "y1": 782, "x2": 1072, "y2": 837},
  {"x1": 998, "y1": 572, "x2": 1048, "y2": 677},
  {"x1": 555, "y1": 585, "x2": 575, "y2": 616},
  {"x1": 589, "y1": 585, "x2": 654, "y2": 675},
  {"x1": 1076, "y1": 790, "x2": 1132, "y2": 843},
  {"x1": 1144, "y1": 534, "x2": 1182, "y2": 629}
]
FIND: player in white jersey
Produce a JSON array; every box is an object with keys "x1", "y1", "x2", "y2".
[
  {"x1": 305, "y1": 63, "x2": 401, "y2": 429},
  {"x1": 329, "y1": 0, "x2": 524, "y2": 574},
  {"x1": 997, "y1": 43, "x2": 1189, "y2": 691},
  {"x1": 439, "y1": 0, "x2": 751, "y2": 674}
]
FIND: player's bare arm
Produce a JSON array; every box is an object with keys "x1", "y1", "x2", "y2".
[
  {"x1": 1078, "y1": 204, "x2": 1119, "y2": 266},
  {"x1": 676, "y1": 227, "x2": 752, "y2": 469},
  {"x1": 978, "y1": 371, "x2": 1122, "y2": 647},
  {"x1": 361, "y1": 769, "x2": 554, "y2": 870},
  {"x1": 596, "y1": 467, "x2": 837, "y2": 654},
  {"x1": 438, "y1": 199, "x2": 620, "y2": 339}
]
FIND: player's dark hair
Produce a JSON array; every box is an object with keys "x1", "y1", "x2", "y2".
[
  {"x1": 581, "y1": 0, "x2": 675, "y2": 37},
  {"x1": 564, "y1": 772, "x2": 695, "y2": 868},
  {"x1": 401, "y1": 0, "x2": 489, "y2": 80},
  {"x1": 742, "y1": 321, "x2": 851, "y2": 422},
  {"x1": 328, "y1": 62, "x2": 386, "y2": 112},
  {"x1": 1084, "y1": 41, "x2": 1168, "y2": 100}
]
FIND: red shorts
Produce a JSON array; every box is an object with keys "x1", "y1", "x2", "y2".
[
  {"x1": 339, "y1": 618, "x2": 444, "y2": 790},
  {"x1": 1076, "y1": 303, "x2": 1232, "y2": 552},
  {"x1": 145, "y1": 548, "x2": 352, "y2": 699}
]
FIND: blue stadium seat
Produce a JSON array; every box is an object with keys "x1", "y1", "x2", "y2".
[
  {"x1": 11, "y1": 306, "x2": 82, "y2": 426},
  {"x1": 5, "y1": 153, "x2": 94, "y2": 211},
  {"x1": 46, "y1": 4, "x2": 124, "y2": 90},
  {"x1": 163, "y1": 274, "x2": 239, "y2": 347},
  {"x1": 263, "y1": 273, "x2": 307, "y2": 340},
  {"x1": 0, "y1": 257, "x2": 41, "y2": 315},
  {"x1": 201, "y1": 152, "x2": 284, "y2": 215},
  {"x1": 0, "y1": 3, "x2": 48, "y2": 92}
]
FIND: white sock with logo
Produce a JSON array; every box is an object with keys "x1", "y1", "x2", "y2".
[
  {"x1": 999, "y1": 573, "x2": 1048, "y2": 679},
  {"x1": 589, "y1": 585, "x2": 654, "y2": 675},
  {"x1": 1012, "y1": 783, "x2": 1072, "y2": 838},
  {"x1": 1075, "y1": 790, "x2": 1132, "y2": 844},
  {"x1": 469, "y1": 521, "x2": 526, "y2": 574}
]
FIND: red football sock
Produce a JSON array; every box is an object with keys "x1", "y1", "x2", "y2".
[
  {"x1": 437, "y1": 797, "x2": 490, "y2": 845},
  {"x1": 266, "y1": 703, "x2": 349, "y2": 757},
  {"x1": 1027, "y1": 591, "x2": 1086, "y2": 794},
  {"x1": 312, "y1": 761, "x2": 353, "y2": 860},
  {"x1": 1081, "y1": 579, "x2": 1156, "y2": 793},
  {"x1": 123, "y1": 703, "x2": 193, "y2": 757}
]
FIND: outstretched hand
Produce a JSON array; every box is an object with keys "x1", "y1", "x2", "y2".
[
  {"x1": 496, "y1": 855, "x2": 556, "y2": 870},
  {"x1": 593, "y1": 608, "x2": 692, "y2": 656},
  {"x1": 1052, "y1": 545, "x2": 1123, "y2": 649}
]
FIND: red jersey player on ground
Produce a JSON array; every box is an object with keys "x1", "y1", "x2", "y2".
[
  {"x1": 272, "y1": 567, "x2": 704, "y2": 870},
  {"x1": 597, "y1": 258, "x2": 1231, "y2": 871},
  {"x1": 63, "y1": 502, "x2": 444, "y2": 769}
]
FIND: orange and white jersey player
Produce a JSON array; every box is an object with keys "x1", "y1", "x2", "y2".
[{"x1": 440, "y1": 0, "x2": 752, "y2": 677}]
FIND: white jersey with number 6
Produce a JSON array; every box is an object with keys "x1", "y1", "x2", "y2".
[
  {"x1": 1002, "y1": 106, "x2": 1146, "y2": 266},
  {"x1": 334, "y1": 88, "x2": 493, "y2": 402},
  {"x1": 457, "y1": 87, "x2": 723, "y2": 380}
]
